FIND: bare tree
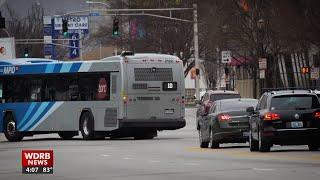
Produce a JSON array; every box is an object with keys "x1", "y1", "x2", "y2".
[{"x1": 5, "y1": 2, "x2": 44, "y2": 58}]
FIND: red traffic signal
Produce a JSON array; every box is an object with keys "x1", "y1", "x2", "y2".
[{"x1": 301, "y1": 67, "x2": 310, "y2": 74}]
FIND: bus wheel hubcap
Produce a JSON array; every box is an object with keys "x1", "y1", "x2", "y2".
[
  {"x1": 7, "y1": 121, "x2": 16, "y2": 136},
  {"x1": 83, "y1": 118, "x2": 89, "y2": 135}
]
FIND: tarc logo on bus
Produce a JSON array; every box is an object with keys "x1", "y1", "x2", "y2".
[{"x1": 1, "y1": 66, "x2": 18, "y2": 74}]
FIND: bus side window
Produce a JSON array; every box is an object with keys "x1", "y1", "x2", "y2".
[
  {"x1": 0, "y1": 82, "x2": 3, "y2": 103},
  {"x1": 69, "y1": 75, "x2": 79, "y2": 101},
  {"x1": 42, "y1": 77, "x2": 56, "y2": 101},
  {"x1": 55, "y1": 75, "x2": 68, "y2": 101}
]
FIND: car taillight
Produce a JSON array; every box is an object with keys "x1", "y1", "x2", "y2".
[
  {"x1": 218, "y1": 114, "x2": 231, "y2": 122},
  {"x1": 314, "y1": 112, "x2": 320, "y2": 119},
  {"x1": 264, "y1": 112, "x2": 280, "y2": 121}
]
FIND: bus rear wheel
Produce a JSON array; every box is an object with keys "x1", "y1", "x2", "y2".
[
  {"x1": 80, "y1": 112, "x2": 95, "y2": 140},
  {"x1": 3, "y1": 114, "x2": 23, "y2": 142}
]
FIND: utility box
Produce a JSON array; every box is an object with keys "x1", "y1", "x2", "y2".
[{"x1": 0, "y1": 37, "x2": 16, "y2": 59}]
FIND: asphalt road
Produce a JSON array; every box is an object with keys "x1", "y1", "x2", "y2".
[{"x1": 0, "y1": 108, "x2": 320, "y2": 180}]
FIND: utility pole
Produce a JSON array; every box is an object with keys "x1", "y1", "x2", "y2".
[{"x1": 193, "y1": 3, "x2": 200, "y2": 100}]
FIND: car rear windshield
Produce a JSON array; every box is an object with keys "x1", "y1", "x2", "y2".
[
  {"x1": 270, "y1": 95, "x2": 320, "y2": 110},
  {"x1": 210, "y1": 94, "x2": 241, "y2": 102},
  {"x1": 220, "y1": 100, "x2": 258, "y2": 112}
]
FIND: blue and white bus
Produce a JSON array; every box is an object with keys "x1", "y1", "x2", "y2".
[{"x1": 0, "y1": 52, "x2": 185, "y2": 141}]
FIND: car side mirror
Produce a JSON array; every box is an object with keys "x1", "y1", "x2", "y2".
[
  {"x1": 246, "y1": 106, "x2": 255, "y2": 114},
  {"x1": 195, "y1": 100, "x2": 202, "y2": 105}
]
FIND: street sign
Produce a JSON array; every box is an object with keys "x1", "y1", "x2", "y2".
[
  {"x1": 259, "y1": 69, "x2": 265, "y2": 79},
  {"x1": 311, "y1": 67, "x2": 319, "y2": 80},
  {"x1": 43, "y1": 16, "x2": 52, "y2": 25},
  {"x1": 54, "y1": 16, "x2": 89, "y2": 30},
  {"x1": 69, "y1": 33, "x2": 79, "y2": 59},
  {"x1": 43, "y1": 17, "x2": 56, "y2": 59},
  {"x1": 43, "y1": 36, "x2": 52, "y2": 44},
  {"x1": 221, "y1": 51, "x2": 231, "y2": 63},
  {"x1": 259, "y1": 58, "x2": 267, "y2": 69},
  {"x1": 0, "y1": 37, "x2": 16, "y2": 59},
  {"x1": 89, "y1": 12, "x2": 100, "y2": 16}
]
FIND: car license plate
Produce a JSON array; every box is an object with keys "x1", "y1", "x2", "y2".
[
  {"x1": 243, "y1": 132, "x2": 249, "y2": 137},
  {"x1": 291, "y1": 121, "x2": 303, "y2": 128},
  {"x1": 164, "y1": 109, "x2": 174, "y2": 114}
]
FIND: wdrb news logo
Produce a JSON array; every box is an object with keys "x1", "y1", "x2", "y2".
[{"x1": 22, "y1": 150, "x2": 54, "y2": 174}]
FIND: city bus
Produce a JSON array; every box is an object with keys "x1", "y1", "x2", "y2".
[{"x1": 0, "y1": 52, "x2": 186, "y2": 141}]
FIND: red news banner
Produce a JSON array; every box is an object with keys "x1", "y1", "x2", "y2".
[{"x1": 22, "y1": 150, "x2": 54, "y2": 174}]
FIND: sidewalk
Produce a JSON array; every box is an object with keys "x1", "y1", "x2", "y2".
[{"x1": 0, "y1": 133, "x2": 6, "y2": 142}]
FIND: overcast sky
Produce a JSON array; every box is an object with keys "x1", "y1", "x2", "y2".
[{"x1": 0, "y1": 0, "x2": 89, "y2": 18}]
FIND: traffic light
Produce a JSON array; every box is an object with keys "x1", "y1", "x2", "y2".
[
  {"x1": 23, "y1": 48, "x2": 29, "y2": 58},
  {"x1": 301, "y1": 67, "x2": 310, "y2": 74},
  {"x1": 62, "y1": 19, "x2": 68, "y2": 36},
  {"x1": 0, "y1": 12, "x2": 5, "y2": 29},
  {"x1": 112, "y1": 18, "x2": 119, "y2": 36}
]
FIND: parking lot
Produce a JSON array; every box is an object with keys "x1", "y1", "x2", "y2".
[{"x1": 0, "y1": 108, "x2": 320, "y2": 180}]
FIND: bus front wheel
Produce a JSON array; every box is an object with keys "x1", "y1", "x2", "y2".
[
  {"x1": 3, "y1": 113, "x2": 23, "y2": 142},
  {"x1": 80, "y1": 112, "x2": 95, "y2": 140}
]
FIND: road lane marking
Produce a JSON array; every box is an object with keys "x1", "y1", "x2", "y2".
[
  {"x1": 253, "y1": 168, "x2": 274, "y2": 171},
  {"x1": 185, "y1": 147, "x2": 320, "y2": 163},
  {"x1": 101, "y1": 154, "x2": 111, "y2": 157},
  {"x1": 149, "y1": 160, "x2": 161, "y2": 163},
  {"x1": 184, "y1": 163, "x2": 200, "y2": 166}
]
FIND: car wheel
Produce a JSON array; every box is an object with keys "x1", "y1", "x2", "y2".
[
  {"x1": 210, "y1": 129, "x2": 219, "y2": 149},
  {"x1": 80, "y1": 112, "x2": 95, "y2": 140},
  {"x1": 258, "y1": 129, "x2": 270, "y2": 152},
  {"x1": 198, "y1": 129, "x2": 209, "y2": 148},
  {"x1": 308, "y1": 144, "x2": 320, "y2": 151},
  {"x1": 249, "y1": 128, "x2": 259, "y2": 152},
  {"x1": 3, "y1": 114, "x2": 23, "y2": 142}
]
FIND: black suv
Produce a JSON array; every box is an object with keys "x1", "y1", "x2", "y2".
[{"x1": 247, "y1": 90, "x2": 320, "y2": 152}]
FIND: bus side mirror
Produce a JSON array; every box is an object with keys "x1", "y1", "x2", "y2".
[{"x1": 246, "y1": 106, "x2": 255, "y2": 114}]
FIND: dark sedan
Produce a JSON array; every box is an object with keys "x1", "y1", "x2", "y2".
[
  {"x1": 198, "y1": 98, "x2": 258, "y2": 148},
  {"x1": 247, "y1": 90, "x2": 320, "y2": 152}
]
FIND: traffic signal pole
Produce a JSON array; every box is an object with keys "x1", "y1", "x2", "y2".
[{"x1": 193, "y1": 4, "x2": 200, "y2": 100}]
